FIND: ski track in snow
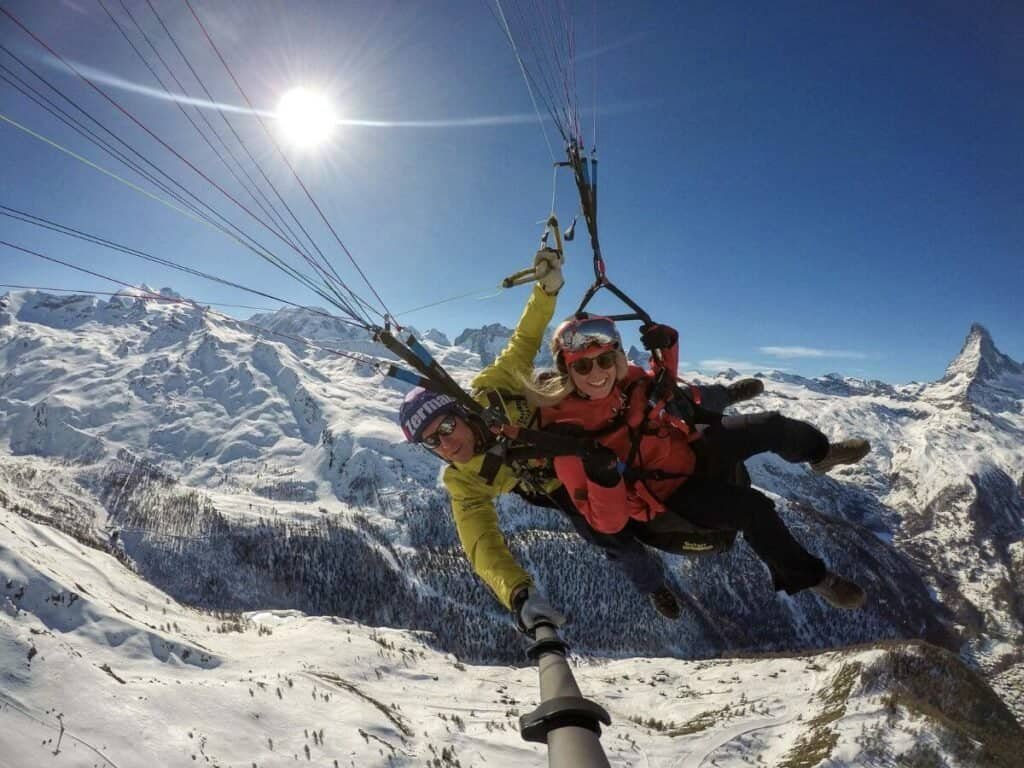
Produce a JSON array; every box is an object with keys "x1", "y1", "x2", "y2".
[
  {"x1": 671, "y1": 666, "x2": 819, "y2": 768},
  {"x1": 675, "y1": 713, "x2": 790, "y2": 768}
]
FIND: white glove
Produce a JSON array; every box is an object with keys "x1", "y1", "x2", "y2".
[
  {"x1": 512, "y1": 586, "x2": 567, "y2": 633},
  {"x1": 533, "y1": 248, "x2": 564, "y2": 295}
]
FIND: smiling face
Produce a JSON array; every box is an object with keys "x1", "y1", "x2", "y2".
[
  {"x1": 420, "y1": 411, "x2": 477, "y2": 464},
  {"x1": 567, "y1": 349, "x2": 618, "y2": 400}
]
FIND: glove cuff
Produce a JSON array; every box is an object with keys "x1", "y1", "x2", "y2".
[
  {"x1": 540, "y1": 279, "x2": 563, "y2": 296},
  {"x1": 510, "y1": 585, "x2": 530, "y2": 613}
]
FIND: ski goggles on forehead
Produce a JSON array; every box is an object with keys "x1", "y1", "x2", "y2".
[
  {"x1": 421, "y1": 413, "x2": 458, "y2": 448},
  {"x1": 558, "y1": 317, "x2": 621, "y2": 360}
]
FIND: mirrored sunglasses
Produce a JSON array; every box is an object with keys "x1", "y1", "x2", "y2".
[
  {"x1": 421, "y1": 413, "x2": 458, "y2": 448},
  {"x1": 570, "y1": 350, "x2": 618, "y2": 375}
]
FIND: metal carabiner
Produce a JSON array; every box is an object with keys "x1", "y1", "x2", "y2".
[{"x1": 501, "y1": 215, "x2": 565, "y2": 288}]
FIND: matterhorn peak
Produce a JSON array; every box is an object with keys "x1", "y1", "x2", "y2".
[
  {"x1": 943, "y1": 323, "x2": 1019, "y2": 384},
  {"x1": 926, "y1": 323, "x2": 1024, "y2": 411},
  {"x1": 625, "y1": 344, "x2": 646, "y2": 366}
]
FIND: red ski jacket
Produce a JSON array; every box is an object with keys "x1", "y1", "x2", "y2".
[{"x1": 539, "y1": 344, "x2": 699, "y2": 534}]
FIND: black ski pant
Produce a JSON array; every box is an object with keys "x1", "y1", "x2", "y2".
[
  {"x1": 655, "y1": 411, "x2": 831, "y2": 593},
  {"x1": 693, "y1": 383, "x2": 732, "y2": 415},
  {"x1": 514, "y1": 485, "x2": 666, "y2": 596}
]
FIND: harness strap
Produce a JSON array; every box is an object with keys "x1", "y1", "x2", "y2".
[
  {"x1": 502, "y1": 425, "x2": 594, "y2": 459},
  {"x1": 478, "y1": 446, "x2": 505, "y2": 485},
  {"x1": 622, "y1": 467, "x2": 690, "y2": 483},
  {"x1": 484, "y1": 389, "x2": 504, "y2": 413},
  {"x1": 622, "y1": 375, "x2": 667, "y2": 475}
]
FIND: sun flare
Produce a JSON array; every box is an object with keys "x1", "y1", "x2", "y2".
[{"x1": 275, "y1": 87, "x2": 337, "y2": 149}]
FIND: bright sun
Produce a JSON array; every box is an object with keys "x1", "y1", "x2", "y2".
[{"x1": 275, "y1": 87, "x2": 336, "y2": 149}]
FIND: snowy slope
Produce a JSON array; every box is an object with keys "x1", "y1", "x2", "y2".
[
  {"x1": 2, "y1": 508, "x2": 1020, "y2": 768},
  {"x1": 713, "y1": 324, "x2": 1024, "y2": 678},
  {"x1": 1, "y1": 289, "x2": 1023, "y2": 762}
]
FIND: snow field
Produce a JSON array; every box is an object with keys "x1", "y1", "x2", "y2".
[{"x1": 3, "y1": 507, "x2": 995, "y2": 767}]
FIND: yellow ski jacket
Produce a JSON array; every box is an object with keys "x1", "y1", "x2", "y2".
[{"x1": 441, "y1": 284, "x2": 559, "y2": 609}]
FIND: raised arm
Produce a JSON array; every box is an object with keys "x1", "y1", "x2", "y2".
[
  {"x1": 639, "y1": 323, "x2": 680, "y2": 381},
  {"x1": 471, "y1": 283, "x2": 557, "y2": 393}
]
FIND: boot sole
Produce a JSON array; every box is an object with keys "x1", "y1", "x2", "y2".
[{"x1": 810, "y1": 441, "x2": 871, "y2": 475}]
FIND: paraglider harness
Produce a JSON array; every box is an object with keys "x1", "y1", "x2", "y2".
[
  {"x1": 496, "y1": 142, "x2": 738, "y2": 553},
  {"x1": 378, "y1": 143, "x2": 735, "y2": 554}
]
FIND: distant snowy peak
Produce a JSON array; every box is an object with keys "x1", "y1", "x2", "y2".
[
  {"x1": 927, "y1": 324, "x2": 1024, "y2": 411},
  {"x1": 112, "y1": 284, "x2": 181, "y2": 302},
  {"x1": 764, "y1": 370, "x2": 897, "y2": 398},
  {"x1": 454, "y1": 323, "x2": 513, "y2": 366},
  {"x1": 1, "y1": 288, "x2": 201, "y2": 331},
  {"x1": 247, "y1": 306, "x2": 371, "y2": 343},
  {"x1": 816, "y1": 373, "x2": 898, "y2": 397},
  {"x1": 626, "y1": 344, "x2": 646, "y2": 367},
  {"x1": 452, "y1": 323, "x2": 558, "y2": 368},
  {"x1": 943, "y1": 323, "x2": 1023, "y2": 384},
  {"x1": 421, "y1": 328, "x2": 450, "y2": 346}
]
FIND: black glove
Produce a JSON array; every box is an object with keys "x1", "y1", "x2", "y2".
[
  {"x1": 581, "y1": 442, "x2": 621, "y2": 487},
  {"x1": 640, "y1": 323, "x2": 678, "y2": 351},
  {"x1": 511, "y1": 586, "x2": 566, "y2": 634}
]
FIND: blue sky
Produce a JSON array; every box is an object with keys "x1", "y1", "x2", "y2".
[{"x1": 1, "y1": 0, "x2": 1021, "y2": 383}]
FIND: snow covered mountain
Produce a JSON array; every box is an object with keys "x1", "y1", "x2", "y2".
[
  {"x1": 454, "y1": 323, "x2": 514, "y2": 367},
  {"x1": 1, "y1": 289, "x2": 1023, "y2": 765},
  {"x1": 454, "y1": 322, "x2": 556, "y2": 369},
  {"x1": 2, "y1": 507, "x2": 1020, "y2": 767}
]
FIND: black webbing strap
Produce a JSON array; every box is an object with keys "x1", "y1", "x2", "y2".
[
  {"x1": 484, "y1": 390, "x2": 508, "y2": 415},
  {"x1": 622, "y1": 466, "x2": 690, "y2": 483},
  {"x1": 667, "y1": 384, "x2": 724, "y2": 428},
  {"x1": 506, "y1": 426, "x2": 594, "y2": 460},
  {"x1": 620, "y1": 374, "x2": 666, "y2": 474},
  {"x1": 478, "y1": 447, "x2": 505, "y2": 485}
]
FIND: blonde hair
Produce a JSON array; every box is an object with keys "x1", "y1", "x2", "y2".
[{"x1": 520, "y1": 336, "x2": 629, "y2": 409}]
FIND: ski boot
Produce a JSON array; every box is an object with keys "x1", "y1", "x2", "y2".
[
  {"x1": 726, "y1": 377, "x2": 765, "y2": 405},
  {"x1": 811, "y1": 572, "x2": 867, "y2": 609},
  {"x1": 649, "y1": 586, "x2": 682, "y2": 619},
  {"x1": 810, "y1": 438, "x2": 871, "y2": 475}
]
